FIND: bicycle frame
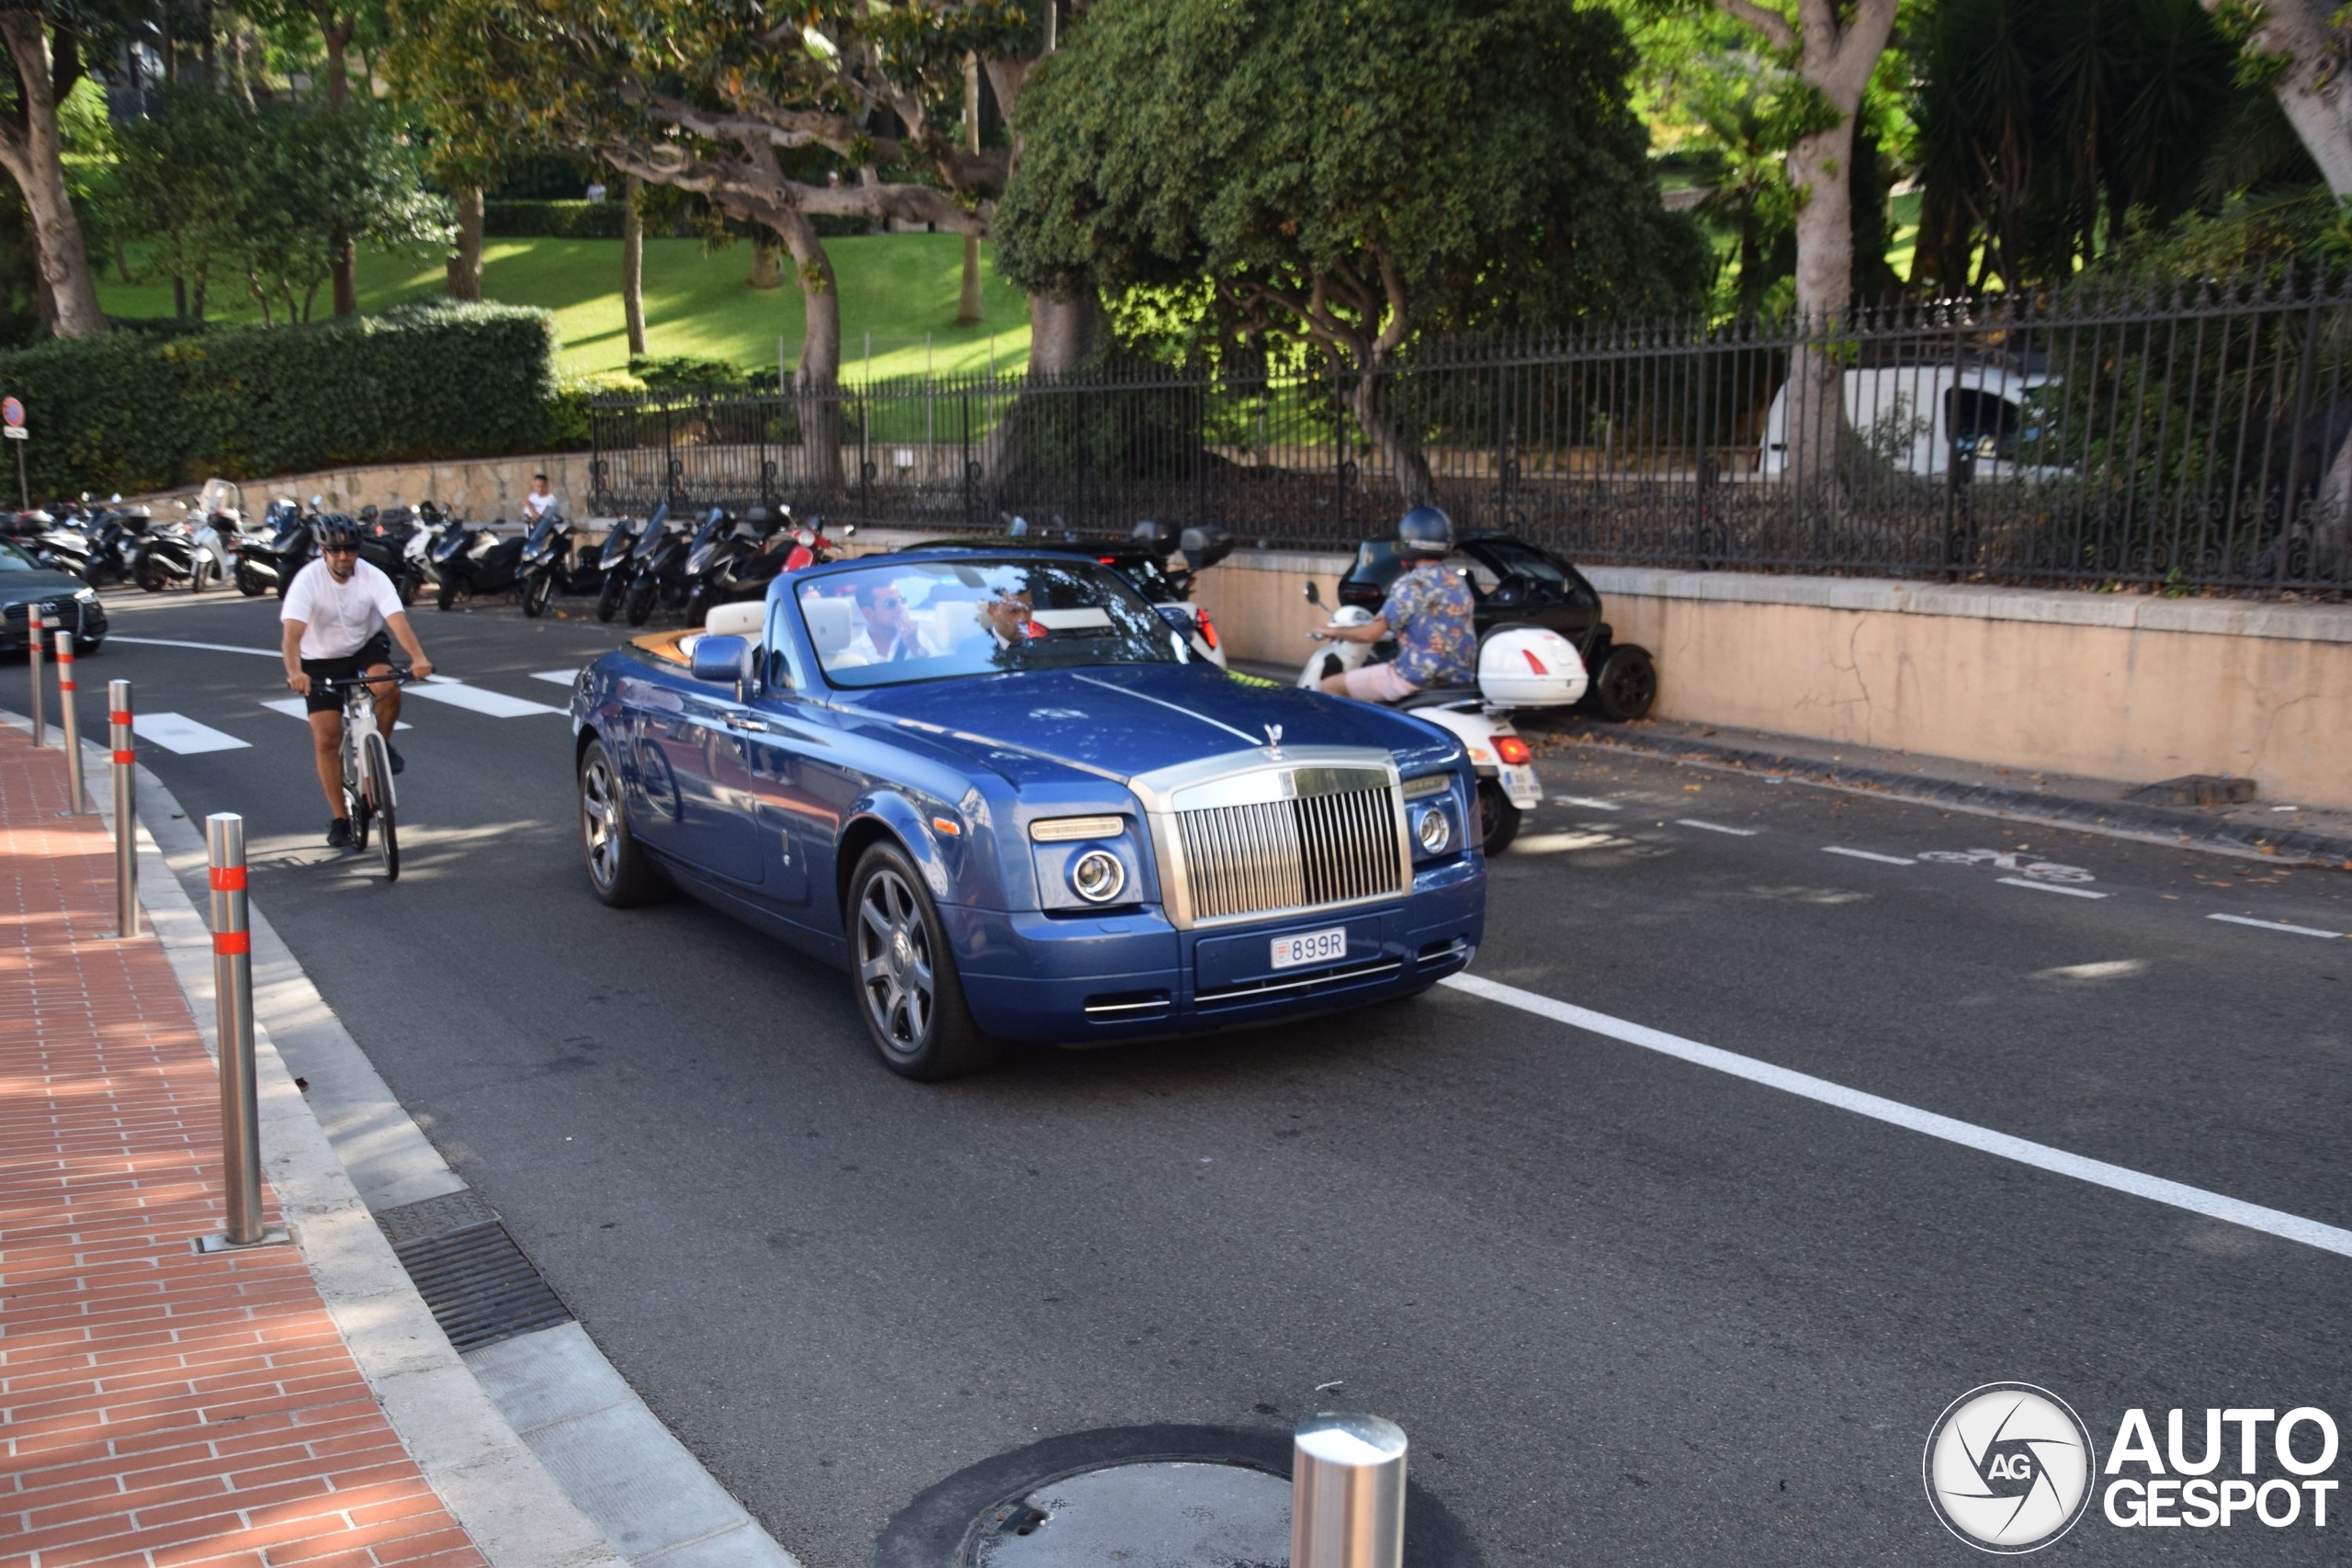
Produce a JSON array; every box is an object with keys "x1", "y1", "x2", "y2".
[{"x1": 336, "y1": 674, "x2": 396, "y2": 820}]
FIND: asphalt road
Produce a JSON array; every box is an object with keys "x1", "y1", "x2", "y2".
[{"x1": 29, "y1": 585, "x2": 2351, "y2": 1567}]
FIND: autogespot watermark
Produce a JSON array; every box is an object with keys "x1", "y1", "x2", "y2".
[{"x1": 1925, "y1": 1386, "x2": 2341, "y2": 1552}]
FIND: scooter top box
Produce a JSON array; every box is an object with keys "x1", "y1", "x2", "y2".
[{"x1": 1476, "y1": 626, "x2": 1589, "y2": 707}]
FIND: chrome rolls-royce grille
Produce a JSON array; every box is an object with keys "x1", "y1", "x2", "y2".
[{"x1": 1170, "y1": 776, "x2": 1407, "y2": 924}]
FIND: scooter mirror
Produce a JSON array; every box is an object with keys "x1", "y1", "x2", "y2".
[
  {"x1": 842, "y1": 524, "x2": 856, "y2": 537},
  {"x1": 1303, "y1": 581, "x2": 1324, "y2": 607}
]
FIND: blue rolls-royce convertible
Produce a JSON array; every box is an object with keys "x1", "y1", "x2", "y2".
[{"x1": 569, "y1": 547, "x2": 1486, "y2": 1078}]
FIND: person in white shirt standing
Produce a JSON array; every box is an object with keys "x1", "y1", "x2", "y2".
[{"x1": 281, "y1": 516, "x2": 435, "y2": 849}]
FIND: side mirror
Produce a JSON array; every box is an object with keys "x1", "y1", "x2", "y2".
[
  {"x1": 1303, "y1": 581, "x2": 1325, "y2": 607},
  {"x1": 1179, "y1": 525, "x2": 1232, "y2": 573},
  {"x1": 690, "y1": 633, "x2": 752, "y2": 685},
  {"x1": 841, "y1": 523, "x2": 855, "y2": 538}
]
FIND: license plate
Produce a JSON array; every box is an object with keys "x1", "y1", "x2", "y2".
[
  {"x1": 1271, "y1": 926, "x2": 1349, "y2": 970},
  {"x1": 1502, "y1": 764, "x2": 1542, "y2": 809}
]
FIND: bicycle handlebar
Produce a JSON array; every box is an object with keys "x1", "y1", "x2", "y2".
[{"x1": 310, "y1": 668, "x2": 426, "y2": 692}]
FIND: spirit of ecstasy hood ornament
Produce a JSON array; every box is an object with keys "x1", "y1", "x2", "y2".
[{"x1": 1263, "y1": 724, "x2": 1284, "y2": 757}]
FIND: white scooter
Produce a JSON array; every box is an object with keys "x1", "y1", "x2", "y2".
[{"x1": 1299, "y1": 581, "x2": 1587, "y2": 854}]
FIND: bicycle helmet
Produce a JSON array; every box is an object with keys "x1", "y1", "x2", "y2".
[
  {"x1": 1396, "y1": 504, "x2": 1454, "y2": 557},
  {"x1": 319, "y1": 515, "x2": 366, "y2": 551}
]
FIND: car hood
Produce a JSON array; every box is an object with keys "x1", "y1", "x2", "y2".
[
  {"x1": 0, "y1": 570, "x2": 89, "y2": 604},
  {"x1": 839, "y1": 662, "x2": 1460, "y2": 784}
]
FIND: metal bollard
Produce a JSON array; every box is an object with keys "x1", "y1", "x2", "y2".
[
  {"x1": 1292, "y1": 1413, "x2": 1408, "y2": 1568},
  {"x1": 54, "y1": 630, "x2": 84, "y2": 813},
  {"x1": 207, "y1": 814, "x2": 264, "y2": 1247},
  {"x1": 27, "y1": 606, "x2": 41, "y2": 749},
  {"x1": 108, "y1": 678, "x2": 138, "y2": 938}
]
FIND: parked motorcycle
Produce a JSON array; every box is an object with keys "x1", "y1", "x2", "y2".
[
  {"x1": 431, "y1": 513, "x2": 530, "y2": 610},
  {"x1": 2, "y1": 508, "x2": 92, "y2": 581},
  {"x1": 236, "y1": 500, "x2": 306, "y2": 597},
  {"x1": 516, "y1": 505, "x2": 575, "y2": 617},
  {"x1": 617, "y1": 503, "x2": 695, "y2": 626},
  {"x1": 680, "y1": 505, "x2": 854, "y2": 625},
  {"x1": 594, "y1": 506, "x2": 667, "y2": 622},
  {"x1": 83, "y1": 498, "x2": 153, "y2": 588},
  {"x1": 1297, "y1": 580, "x2": 1585, "y2": 854}
]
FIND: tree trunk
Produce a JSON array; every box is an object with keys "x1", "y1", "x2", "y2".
[
  {"x1": 0, "y1": 13, "x2": 107, "y2": 337},
  {"x1": 747, "y1": 233, "x2": 781, "y2": 289},
  {"x1": 1027, "y1": 289, "x2": 1098, "y2": 375},
  {"x1": 1783, "y1": 124, "x2": 1858, "y2": 506},
  {"x1": 957, "y1": 52, "x2": 986, "y2": 326},
  {"x1": 446, "y1": 186, "x2": 483, "y2": 300},
  {"x1": 771, "y1": 210, "x2": 842, "y2": 488},
  {"x1": 1346, "y1": 356, "x2": 1436, "y2": 509},
  {"x1": 2207, "y1": 0, "x2": 2352, "y2": 197},
  {"x1": 322, "y1": 17, "x2": 356, "y2": 316},
  {"x1": 622, "y1": 175, "x2": 647, "y2": 356},
  {"x1": 174, "y1": 275, "x2": 187, "y2": 318}
]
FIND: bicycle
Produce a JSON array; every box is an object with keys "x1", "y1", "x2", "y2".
[{"x1": 312, "y1": 668, "x2": 417, "y2": 881}]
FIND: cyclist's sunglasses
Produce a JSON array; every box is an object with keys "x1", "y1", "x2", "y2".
[{"x1": 322, "y1": 542, "x2": 361, "y2": 555}]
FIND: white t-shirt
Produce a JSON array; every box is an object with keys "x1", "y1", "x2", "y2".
[
  {"x1": 282, "y1": 558, "x2": 403, "y2": 660},
  {"x1": 524, "y1": 491, "x2": 557, "y2": 521}
]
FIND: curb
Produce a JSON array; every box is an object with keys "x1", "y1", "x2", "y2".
[
  {"x1": 1543, "y1": 724, "x2": 2352, "y2": 870},
  {"x1": 1, "y1": 705, "x2": 798, "y2": 1568}
]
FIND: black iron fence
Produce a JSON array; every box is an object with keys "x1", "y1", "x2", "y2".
[{"x1": 588, "y1": 274, "x2": 2352, "y2": 594}]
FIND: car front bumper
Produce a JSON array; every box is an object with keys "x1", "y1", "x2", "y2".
[
  {"x1": 945, "y1": 856, "x2": 1486, "y2": 1044},
  {"x1": 1, "y1": 595, "x2": 104, "y2": 654}
]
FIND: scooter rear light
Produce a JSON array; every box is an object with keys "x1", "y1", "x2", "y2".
[
  {"x1": 1194, "y1": 608, "x2": 1218, "y2": 649},
  {"x1": 1495, "y1": 736, "x2": 1533, "y2": 766},
  {"x1": 1521, "y1": 648, "x2": 1549, "y2": 674}
]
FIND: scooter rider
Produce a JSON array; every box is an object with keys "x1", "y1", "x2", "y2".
[
  {"x1": 1317, "y1": 504, "x2": 1476, "y2": 702},
  {"x1": 281, "y1": 515, "x2": 435, "y2": 849}
]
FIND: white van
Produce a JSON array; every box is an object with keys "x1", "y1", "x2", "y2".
[{"x1": 1759, "y1": 362, "x2": 2056, "y2": 478}]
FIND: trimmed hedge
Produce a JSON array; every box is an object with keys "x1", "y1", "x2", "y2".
[{"x1": 0, "y1": 301, "x2": 571, "y2": 496}]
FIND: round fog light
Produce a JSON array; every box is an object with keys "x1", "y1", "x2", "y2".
[
  {"x1": 1415, "y1": 805, "x2": 1453, "y2": 855},
  {"x1": 1070, "y1": 848, "x2": 1126, "y2": 904}
]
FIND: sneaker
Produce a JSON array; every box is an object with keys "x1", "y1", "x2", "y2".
[
  {"x1": 326, "y1": 818, "x2": 353, "y2": 849},
  {"x1": 387, "y1": 744, "x2": 405, "y2": 776}
]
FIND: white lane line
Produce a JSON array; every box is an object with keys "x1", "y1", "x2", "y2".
[
  {"x1": 109, "y1": 635, "x2": 279, "y2": 659},
  {"x1": 1997, "y1": 876, "x2": 2109, "y2": 899},
  {"x1": 1552, "y1": 795, "x2": 1623, "y2": 812},
  {"x1": 1677, "y1": 818, "x2": 1758, "y2": 837},
  {"x1": 1824, "y1": 845, "x2": 1916, "y2": 866},
  {"x1": 259, "y1": 697, "x2": 410, "y2": 730},
  {"x1": 2209, "y1": 913, "x2": 2346, "y2": 940},
  {"x1": 529, "y1": 670, "x2": 582, "y2": 687},
  {"x1": 1440, "y1": 972, "x2": 2352, "y2": 1259},
  {"x1": 130, "y1": 712, "x2": 251, "y2": 754},
  {"x1": 404, "y1": 678, "x2": 563, "y2": 718}
]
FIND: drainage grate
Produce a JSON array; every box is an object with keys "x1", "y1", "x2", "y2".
[{"x1": 376, "y1": 1190, "x2": 571, "y2": 1352}]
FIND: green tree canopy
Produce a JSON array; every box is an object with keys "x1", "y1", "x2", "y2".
[{"x1": 995, "y1": 0, "x2": 1708, "y2": 500}]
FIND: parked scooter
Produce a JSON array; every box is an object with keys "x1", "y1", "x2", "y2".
[
  {"x1": 618, "y1": 503, "x2": 696, "y2": 626},
  {"x1": 431, "y1": 513, "x2": 531, "y2": 610},
  {"x1": 1298, "y1": 581, "x2": 1585, "y2": 854},
  {"x1": 681, "y1": 505, "x2": 854, "y2": 625},
  {"x1": 83, "y1": 497, "x2": 153, "y2": 588},
  {"x1": 517, "y1": 505, "x2": 575, "y2": 617},
  {"x1": 131, "y1": 504, "x2": 227, "y2": 592},
  {"x1": 3, "y1": 508, "x2": 92, "y2": 581},
  {"x1": 236, "y1": 500, "x2": 308, "y2": 597},
  {"x1": 594, "y1": 505, "x2": 668, "y2": 622}
]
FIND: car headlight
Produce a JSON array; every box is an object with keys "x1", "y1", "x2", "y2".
[
  {"x1": 1414, "y1": 803, "x2": 1453, "y2": 856},
  {"x1": 1069, "y1": 848, "x2": 1126, "y2": 904},
  {"x1": 74, "y1": 587, "x2": 97, "y2": 604}
]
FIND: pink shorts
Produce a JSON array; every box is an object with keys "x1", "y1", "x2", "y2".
[{"x1": 1338, "y1": 660, "x2": 1420, "y2": 703}]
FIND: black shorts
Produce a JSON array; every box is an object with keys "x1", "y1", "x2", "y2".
[{"x1": 300, "y1": 631, "x2": 394, "y2": 715}]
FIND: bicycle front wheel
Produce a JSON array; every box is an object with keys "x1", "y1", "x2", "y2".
[{"x1": 365, "y1": 732, "x2": 399, "y2": 880}]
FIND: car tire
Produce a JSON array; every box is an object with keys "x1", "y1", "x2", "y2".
[
  {"x1": 1589, "y1": 644, "x2": 1657, "y2": 723},
  {"x1": 1477, "y1": 780, "x2": 1521, "y2": 856},
  {"x1": 848, "y1": 841, "x2": 998, "y2": 1081},
  {"x1": 577, "y1": 737, "x2": 669, "y2": 908}
]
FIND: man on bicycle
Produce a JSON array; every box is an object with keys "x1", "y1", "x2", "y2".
[{"x1": 281, "y1": 516, "x2": 434, "y2": 848}]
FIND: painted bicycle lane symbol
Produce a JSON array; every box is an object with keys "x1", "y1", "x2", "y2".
[{"x1": 1917, "y1": 849, "x2": 2097, "y2": 885}]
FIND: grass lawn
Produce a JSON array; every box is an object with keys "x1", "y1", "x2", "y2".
[{"x1": 93, "y1": 231, "x2": 1035, "y2": 385}]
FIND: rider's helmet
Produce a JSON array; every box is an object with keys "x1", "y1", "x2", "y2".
[
  {"x1": 1396, "y1": 504, "x2": 1454, "y2": 558},
  {"x1": 318, "y1": 515, "x2": 365, "y2": 553}
]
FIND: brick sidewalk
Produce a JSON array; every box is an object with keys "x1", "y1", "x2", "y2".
[{"x1": 0, "y1": 726, "x2": 486, "y2": 1568}]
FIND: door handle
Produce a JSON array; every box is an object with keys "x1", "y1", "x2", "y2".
[{"x1": 729, "y1": 715, "x2": 771, "y2": 733}]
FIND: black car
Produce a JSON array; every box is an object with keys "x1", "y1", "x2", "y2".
[
  {"x1": 0, "y1": 538, "x2": 107, "y2": 655},
  {"x1": 1334, "y1": 532, "x2": 1657, "y2": 720}
]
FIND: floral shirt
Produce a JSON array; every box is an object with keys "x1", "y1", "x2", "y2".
[{"x1": 1380, "y1": 560, "x2": 1477, "y2": 688}]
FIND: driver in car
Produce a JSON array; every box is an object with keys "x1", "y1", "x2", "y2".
[
  {"x1": 842, "y1": 579, "x2": 937, "y2": 663},
  {"x1": 1317, "y1": 505, "x2": 1476, "y2": 702}
]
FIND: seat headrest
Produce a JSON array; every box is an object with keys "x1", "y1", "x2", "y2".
[
  {"x1": 704, "y1": 600, "x2": 764, "y2": 637},
  {"x1": 802, "y1": 593, "x2": 855, "y2": 660}
]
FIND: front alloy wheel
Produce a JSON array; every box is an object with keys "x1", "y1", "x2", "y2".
[
  {"x1": 577, "y1": 738, "x2": 668, "y2": 907},
  {"x1": 849, "y1": 843, "x2": 995, "y2": 1080}
]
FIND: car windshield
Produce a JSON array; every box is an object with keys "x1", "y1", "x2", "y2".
[
  {"x1": 0, "y1": 540, "x2": 40, "y2": 571},
  {"x1": 799, "y1": 558, "x2": 1184, "y2": 688}
]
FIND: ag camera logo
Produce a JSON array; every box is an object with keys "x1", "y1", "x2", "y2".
[{"x1": 1924, "y1": 1383, "x2": 2097, "y2": 1552}]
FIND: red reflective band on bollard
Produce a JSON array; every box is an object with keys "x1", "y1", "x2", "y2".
[
  {"x1": 59, "y1": 680, "x2": 74, "y2": 692},
  {"x1": 112, "y1": 748, "x2": 135, "y2": 764},
  {"x1": 212, "y1": 930, "x2": 251, "y2": 955},
  {"x1": 209, "y1": 865, "x2": 247, "y2": 891},
  {"x1": 109, "y1": 710, "x2": 130, "y2": 726}
]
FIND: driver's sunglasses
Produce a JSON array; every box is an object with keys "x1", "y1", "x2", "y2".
[{"x1": 873, "y1": 594, "x2": 905, "y2": 611}]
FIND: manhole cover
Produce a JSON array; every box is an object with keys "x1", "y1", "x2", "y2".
[{"x1": 970, "y1": 1461, "x2": 1289, "y2": 1568}]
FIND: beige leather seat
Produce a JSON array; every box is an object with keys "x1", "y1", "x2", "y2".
[
  {"x1": 704, "y1": 600, "x2": 765, "y2": 637},
  {"x1": 802, "y1": 593, "x2": 857, "y2": 666}
]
